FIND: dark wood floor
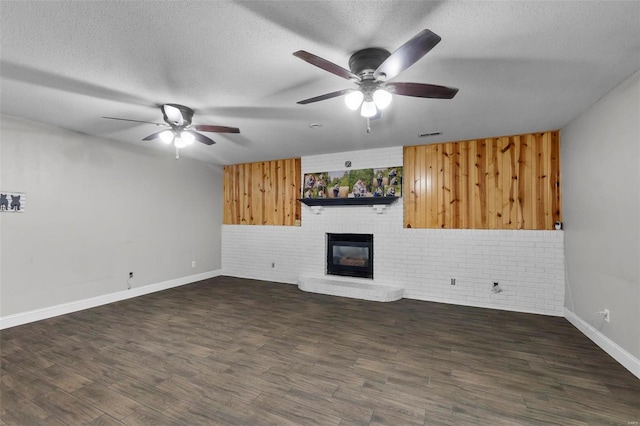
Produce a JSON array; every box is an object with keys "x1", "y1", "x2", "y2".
[{"x1": 1, "y1": 276, "x2": 638, "y2": 425}]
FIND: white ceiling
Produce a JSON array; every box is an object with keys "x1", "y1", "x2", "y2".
[{"x1": 1, "y1": 1, "x2": 639, "y2": 165}]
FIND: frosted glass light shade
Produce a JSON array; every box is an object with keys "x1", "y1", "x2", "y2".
[
  {"x1": 344, "y1": 90, "x2": 364, "y2": 110},
  {"x1": 181, "y1": 132, "x2": 195, "y2": 145},
  {"x1": 174, "y1": 136, "x2": 188, "y2": 148},
  {"x1": 360, "y1": 101, "x2": 377, "y2": 118},
  {"x1": 159, "y1": 130, "x2": 174, "y2": 144},
  {"x1": 373, "y1": 89, "x2": 392, "y2": 109}
]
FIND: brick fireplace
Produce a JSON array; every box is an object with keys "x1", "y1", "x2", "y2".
[{"x1": 222, "y1": 146, "x2": 565, "y2": 315}]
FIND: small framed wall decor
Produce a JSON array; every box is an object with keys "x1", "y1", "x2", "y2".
[{"x1": 0, "y1": 191, "x2": 26, "y2": 213}]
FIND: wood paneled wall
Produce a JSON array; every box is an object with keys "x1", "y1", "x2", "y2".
[
  {"x1": 223, "y1": 158, "x2": 301, "y2": 226},
  {"x1": 404, "y1": 131, "x2": 561, "y2": 230}
]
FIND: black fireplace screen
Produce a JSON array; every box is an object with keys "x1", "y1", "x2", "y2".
[{"x1": 326, "y1": 233, "x2": 373, "y2": 279}]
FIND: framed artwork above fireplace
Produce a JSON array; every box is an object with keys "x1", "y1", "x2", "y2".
[{"x1": 302, "y1": 166, "x2": 402, "y2": 201}]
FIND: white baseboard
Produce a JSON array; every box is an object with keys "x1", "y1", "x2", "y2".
[
  {"x1": 0, "y1": 270, "x2": 222, "y2": 330},
  {"x1": 403, "y1": 290, "x2": 565, "y2": 317},
  {"x1": 564, "y1": 307, "x2": 640, "y2": 379}
]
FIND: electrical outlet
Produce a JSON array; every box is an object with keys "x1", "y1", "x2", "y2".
[
  {"x1": 191, "y1": 261, "x2": 196, "y2": 268},
  {"x1": 450, "y1": 278, "x2": 456, "y2": 285},
  {"x1": 604, "y1": 308, "x2": 610, "y2": 323},
  {"x1": 129, "y1": 272, "x2": 133, "y2": 278}
]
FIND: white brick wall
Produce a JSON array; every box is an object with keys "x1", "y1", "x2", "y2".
[{"x1": 222, "y1": 146, "x2": 565, "y2": 316}]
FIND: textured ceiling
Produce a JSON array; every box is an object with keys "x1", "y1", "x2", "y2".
[{"x1": 1, "y1": 1, "x2": 639, "y2": 165}]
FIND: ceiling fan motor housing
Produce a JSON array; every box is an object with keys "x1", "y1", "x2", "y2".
[
  {"x1": 162, "y1": 103, "x2": 194, "y2": 127},
  {"x1": 349, "y1": 48, "x2": 391, "y2": 79}
]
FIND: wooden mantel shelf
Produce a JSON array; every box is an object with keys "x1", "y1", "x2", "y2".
[{"x1": 298, "y1": 197, "x2": 399, "y2": 207}]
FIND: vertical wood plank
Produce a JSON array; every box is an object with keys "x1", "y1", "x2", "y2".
[
  {"x1": 550, "y1": 131, "x2": 562, "y2": 225},
  {"x1": 233, "y1": 165, "x2": 241, "y2": 225},
  {"x1": 437, "y1": 144, "x2": 445, "y2": 228},
  {"x1": 283, "y1": 159, "x2": 292, "y2": 225},
  {"x1": 541, "y1": 132, "x2": 553, "y2": 229},
  {"x1": 426, "y1": 145, "x2": 432, "y2": 228},
  {"x1": 534, "y1": 133, "x2": 544, "y2": 229},
  {"x1": 451, "y1": 142, "x2": 461, "y2": 229},
  {"x1": 276, "y1": 159, "x2": 284, "y2": 225},
  {"x1": 459, "y1": 142, "x2": 470, "y2": 229},
  {"x1": 502, "y1": 137, "x2": 517, "y2": 228},
  {"x1": 500, "y1": 137, "x2": 509, "y2": 228},
  {"x1": 430, "y1": 144, "x2": 438, "y2": 228},
  {"x1": 403, "y1": 146, "x2": 416, "y2": 228},
  {"x1": 514, "y1": 136, "x2": 524, "y2": 229},
  {"x1": 468, "y1": 141, "x2": 479, "y2": 229},
  {"x1": 476, "y1": 140, "x2": 487, "y2": 228},
  {"x1": 293, "y1": 158, "x2": 302, "y2": 224},
  {"x1": 487, "y1": 138, "x2": 498, "y2": 229}
]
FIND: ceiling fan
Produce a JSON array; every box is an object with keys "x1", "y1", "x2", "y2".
[
  {"x1": 103, "y1": 104, "x2": 240, "y2": 158},
  {"x1": 293, "y1": 29, "x2": 458, "y2": 122}
]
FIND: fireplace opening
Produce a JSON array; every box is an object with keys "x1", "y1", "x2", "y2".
[{"x1": 327, "y1": 233, "x2": 373, "y2": 279}]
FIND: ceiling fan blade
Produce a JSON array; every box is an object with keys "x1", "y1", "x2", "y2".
[
  {"x1": 374, "y1": 29, "x2": 441, "y2": 81},
  {"x1": 293, "y1": 50, "x2": 359, "y2": 81},
  {"x1": 193, "y1": 124, "x2": 240, "y2": 134},
  {"x1": 102, "y1": 116, "x2": 165, "y2": 126},
  {"x1": 297, "y1": 89, "x2": 352, "y2": 105},
  {"x1": 142, "y1": 130, "x2": 166, "y2": 141},
  {"x1": 184, "y1": 130, "x2": 215, "y2": 145},
  {"x1": 389, "y1": 82, "x2": 459, "y2": 99}
]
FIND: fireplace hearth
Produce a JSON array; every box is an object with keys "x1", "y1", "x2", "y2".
[{"x1": 326, "y1": 233, "x2": 373, "y2": 279}]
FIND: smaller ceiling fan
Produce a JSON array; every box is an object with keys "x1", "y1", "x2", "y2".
[
  {"x1": 293, "y1": 29, "x2": 458, "y2": 122},
  {"x1": 103, "y1": 104, "x2": 240, "y2": 158}
]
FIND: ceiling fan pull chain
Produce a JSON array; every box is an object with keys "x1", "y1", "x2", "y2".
[
  {"x1": 366, "y1": 117, "x2": 371, "y2": 133},
  {"x1": 175, "y1": 146, "x2": 180, "y2": 160}
]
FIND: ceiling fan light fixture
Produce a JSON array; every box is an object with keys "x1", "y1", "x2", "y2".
[
  {"x1": 159, "y1": 130, "x2": 174, "y2": 144},
  {"x1": 174, "y1": 131, "x2": 195, "y2": 148},
  {"x1": 344, "y1": 90, "x2": 364, "y2": 110},
  {"x1": 373, "y1": 89, "x2": 392, "y2": 110},
  {"x1": 360, "y1": 100, "x2": 377, "y2": 118}
]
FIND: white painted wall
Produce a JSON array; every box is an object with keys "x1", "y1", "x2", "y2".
[
  {"x1": 0, "y1": 115, "x2": 223, "y2": 317},
  {"x1": 222, "y1": 146, "x2": 565, "y2": 316},
  {"x1": 561, "y1": 69, "x2": 640, "y2": 363}
]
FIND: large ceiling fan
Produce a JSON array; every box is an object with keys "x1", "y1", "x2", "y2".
[
  {"x1": 103, "y1": 104, "x2": 240, "y2": 158},
  {"x1": 294, "y1": 29, "x2": 458, "y2": 121}
]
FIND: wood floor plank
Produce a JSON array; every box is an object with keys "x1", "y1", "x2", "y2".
[
  {"x1": 1, "y1": 276, "x2": 638, "y2": 425},
  {"x1": 71, "y1": 382, "x2": 144, "y2": 420},
  {"x1": 120, "y1": 405, "x2": 176, "y2": 426},
  {"x1": 0, "y1": 388, "x2": 50, "y2": 425},
  {"x1": 252, "y1": 392, "x2": 343, "y2": 425},
  {"x1": 32, "y1": 388, "x2": 103, "y2": 424},
  {"x1": 86, "y1": 414, "x2": 126, "y2": 426},
  {"x1": 284, "y1": 386, "x2": 374, "y2": 425}
]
